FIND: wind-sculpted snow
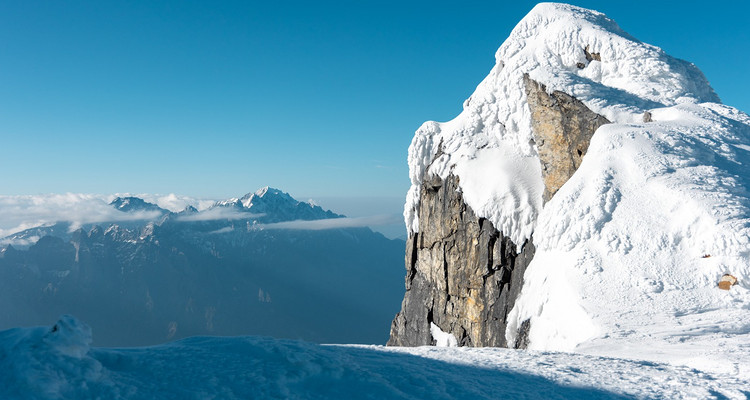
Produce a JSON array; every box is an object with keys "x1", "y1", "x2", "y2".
[
  {"x1": 507, "y1": 102, "x2": 750, "y2": 378},
  {"x1": 1, "y1": 316, "x2": 748, "y2": 400},
  {"x1": 405, "y1": 2, "x2": 718, "y2": 244}
]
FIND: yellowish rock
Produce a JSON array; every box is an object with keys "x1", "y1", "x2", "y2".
[{"x1": 718, "y1": 274, "x2": 738, "y2": 290}]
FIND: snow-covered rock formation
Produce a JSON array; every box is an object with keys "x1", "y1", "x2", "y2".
[{"x1": 389, "y1": 2, "x2": 750, "y2": 378}]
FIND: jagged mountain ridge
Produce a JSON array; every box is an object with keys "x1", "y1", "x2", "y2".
[
  {"x1": 110, "y1": 196, "x2": 168, "y2": 214},
  {"x1": 1, "y1": 186, "x2": 343, "y2": 248},
  {"x1": 0, "y1": 187, "x2": 404, "y2": 346},
  {"x1": 212, "y1": 186, "x2": 343, "y2": 223}
]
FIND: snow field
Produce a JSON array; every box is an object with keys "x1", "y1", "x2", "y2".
[{"x1": 1, "y1": 316, "x2": 748, "y2": 399}]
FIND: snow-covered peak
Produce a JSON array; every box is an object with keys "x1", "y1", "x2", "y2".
[
  {"x1": 180, "y1": 205, "x2": 198, "y2": 214},
  {"x1": 209, "y1": 187, "x2": 342, "y2": 223},
  {"x1": 240, "y1": 186, "x2": 295, "y2": 208},
  {"x1": 253, "y1": 186, "x2": 272, "y2": 197},
  {"x1": 109, "y1": 196, "x2": 166, "y2": 214},
  {"x1": 213, "y1": 198, "x2": 243, "y2": 208},
  {"x1": 496, "y1": 2, "x2": 718, "y2": 119},
  {"x1": 405, "y1": 2, "x2": 718, "y2": 243}
]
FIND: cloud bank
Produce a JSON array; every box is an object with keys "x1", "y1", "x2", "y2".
[
  {"x1": 0, "y1": 194, "x2": 405, "y2": 240},
  {"x1": 256, "y1": 214, "x2": 402, "y2": 231},
  {"x1": 123, "y1": 193, "x2": 216, "y2": 213},
  {"x1": 0, "y1": 194, "x2": 203, "y2": 238},
  {"x1": 174, "y1": 208, "x2": 264, "y2": 222}
]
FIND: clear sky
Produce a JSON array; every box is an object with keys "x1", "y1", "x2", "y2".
[{"x1": 2, "y1": 1, "x2": 749, "y2": 204}]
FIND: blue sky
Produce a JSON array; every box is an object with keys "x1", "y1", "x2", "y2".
[{"x1": 1, "y1": 1, "x2": 749, "y2": 206}]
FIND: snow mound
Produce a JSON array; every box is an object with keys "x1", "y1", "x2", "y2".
[
  {"x1": 507, "y1": 101, "x2": 750, "y2": 378},
  {"x1": 0, "y1": 316, "x2": 108, "y2": 399},
  {"x1": 429, "y1": 322, "x2": 458, "y2": 347},
  {"x1": 405, "y1": 2, "x2": 718, "y2": 244},
  {"x1": 2, "y1": 317, "x2": 748, "y2": 399}
]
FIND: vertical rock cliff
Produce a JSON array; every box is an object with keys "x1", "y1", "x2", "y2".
[
  {"x1": 388, "y1": 75, "x2": 608, "y2": 347},
  {"x1": 388, "y1": 174, "x2": 534, "y2": 347}
]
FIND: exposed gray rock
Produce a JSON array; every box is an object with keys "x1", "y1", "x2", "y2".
[
  {"x1": 389, "y1": 77, "x2": 607, "y2": 348},
  {"x1": 514, "y1": 319, "x2": 531, "y2": 349},
  {"x1": 388, "y1": 174, "x2": 535, "y2": 347},
  {"x1": 584, "y1": 45, "x2": 601, "y2": 62},
  {"x1": 524, "y1": 74, "x2": 610, "y2": 202}
]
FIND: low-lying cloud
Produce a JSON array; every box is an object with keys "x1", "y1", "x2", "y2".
[
  {"x1": 130, "y1": 193, "x2": 216, "y2": 213},
  {"x1": 174, "y1": 208, "x2": 264, "y2": 222},
  {"x1": 257, "y1": 214, "x2": 402, "y2": 231},
  {"x1": 0, "y1": 194, "x2": 406, "y2": 241},
  {"x1": 208, "y1": 226, "x2": 235, "y2": 235},
  {"x1": 0, "y1": 193, "x2": 204, "y2": 238}
]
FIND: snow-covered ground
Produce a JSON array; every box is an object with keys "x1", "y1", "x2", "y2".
[{"x1": 1, "y1": 316, "x2": 748, "y2": 400}]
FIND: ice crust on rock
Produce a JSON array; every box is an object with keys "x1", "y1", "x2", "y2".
[{"x1": 405, "y1": 2, "x2": 718, "y2": 245}]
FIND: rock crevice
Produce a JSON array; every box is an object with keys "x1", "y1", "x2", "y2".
[{"x1": 388, "y1": 174, "x2": 535, "y2": 347}]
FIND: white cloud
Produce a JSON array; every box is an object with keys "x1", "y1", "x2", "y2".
[
  {"x1": 256, "y1": 214, "x2": 401, "y2": 231},
  {"x1": 208, "y1": 226, "x2": 234, "y2": 235},
  {"x1": 174, "y1": 208, "x2": 263, "y2": 222},
  {"x1": 0, "y1": 194, "x2": 164, "y2": 238},
  {"x1": 0, "y1": 194, "x2": 403, "y2": 239},
  {"x1": 111, "y1": 193, "x2": 217, "y2": 212},
  {"x1": 0, "y1": 235, "x2": 40, "y2": 247}
]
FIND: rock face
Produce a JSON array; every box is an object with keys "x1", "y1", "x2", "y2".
[
  {"x1": 388, "y1": 174, "x2": 535, "y2": 347},
  {"x1": 524, "y1": 74, "x2": 610, "y2": 202},
  {"x1": 388, "y1": 77, "x2": 608, "y2": 348}
]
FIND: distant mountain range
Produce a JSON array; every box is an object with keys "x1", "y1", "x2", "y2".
[{"x1": 0, "y1": 187, "x2": 405, "y2": 346}]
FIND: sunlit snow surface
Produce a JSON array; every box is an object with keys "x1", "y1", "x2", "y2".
[
  {"x1": 1, "y1": 316, "x2": 748, "y2": 400},
  {"x1": 507, "y1": 102, "x2": 750, "y2": 380},
  {"x1": 405, "y1": 2, "x2": 750, "y2": 381}
]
